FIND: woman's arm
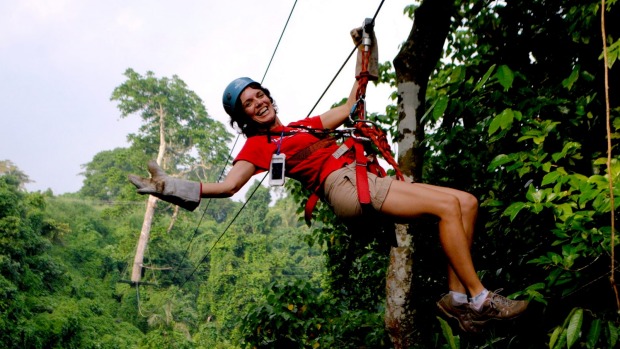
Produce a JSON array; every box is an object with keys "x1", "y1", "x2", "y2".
[
  {"x1": 320, "y1": 23, "x2": 379, "y2": 130},
  {"x1": 201, "y1": 160, "x2": 256, "y2": 198},
  {"x1": 319, "y1": 79, "x2": 359, "y2": 130}
]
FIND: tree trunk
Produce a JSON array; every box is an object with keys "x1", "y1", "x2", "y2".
[
  {"x1": 131, "y1": 195, "x2": 158, "y2": 282},
  {"x1": 131, "y1": 104, "x2": 167, "y2": 283},
  {"x1": 385, "y1": 224, "x2": 414, "y2": 347},
  {"x1": 167, "y1": 206, "x2": 179, "y2": 234},
  {"x1": 385, "y1": 0, "x2": 454, "y2": 345}
]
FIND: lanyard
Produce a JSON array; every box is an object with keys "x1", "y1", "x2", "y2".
[{"x1": 275, "y1": 129, "x2": 285, "y2": 155}]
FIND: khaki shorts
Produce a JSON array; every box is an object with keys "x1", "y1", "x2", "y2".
[{"x1": 323, "y1": 162, "x2": 393, "y2": 218}]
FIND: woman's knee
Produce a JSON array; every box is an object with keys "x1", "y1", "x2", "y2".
[
  {"x1": 437, "y1": 194, "x2": 463, "y2": 219},
  {"x1": 461, "y1": 192, "x2": 479, "y2": 216}
]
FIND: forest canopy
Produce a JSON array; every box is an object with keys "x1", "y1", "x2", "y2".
[{"x1": 1, "y1": 0, "x2": 619, "y2": 348}]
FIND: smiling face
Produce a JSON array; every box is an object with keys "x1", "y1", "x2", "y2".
[{"x1": 239, "y1": 86, "x2": 279, "y2": 128}]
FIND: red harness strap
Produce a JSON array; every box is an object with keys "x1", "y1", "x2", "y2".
[
  {"x1": 302, "y1": 23, "x2": 403, "y2": 223},
  {"x1": 304, "y1": 194, "x2": 321, "y2": 224},
  {"x1": 302, "y1": 136, "x2": 389, "y2": 224},
  {"x1": 354, "y1": 141, "x2": 371, "y2": 204}
]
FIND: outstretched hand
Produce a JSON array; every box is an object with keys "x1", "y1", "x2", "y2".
[
  {"x1": 128, "y1": 160, "x2": 202, "y2": 211},
  {"x1": 128, "y1": 160, "x2": 168, "y2": 196}
]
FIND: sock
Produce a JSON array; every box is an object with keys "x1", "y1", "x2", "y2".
[
  {"x1": 470, "y1": 289, "x2": 489, "y2": 310},
  {"x1": 449, "y1": 291, "x2": 468, "y2": 305}
]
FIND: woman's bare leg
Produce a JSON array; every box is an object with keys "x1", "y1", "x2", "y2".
[
  {"x1": 414, "y1": 183, "x2": 478, "y2": 295},
  {"x1": 379, "y1": 181, "x2": 484, "y2": 296}
]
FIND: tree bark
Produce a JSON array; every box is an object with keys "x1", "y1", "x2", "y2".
[
  {"x1": 385, "y1": 224, "x2": 414, "y2": 347},
  {"x1": 131, "y1": 104, "x2": 168, "y2": 283},
  {"x1": 167, "y1": 206, "x2": 180, "y2": 234},
  {"x1": 385, "y1": 0, "x2": 454, "y2": 346},
  {"x1": 131, "y1": 195, "x2": 158, "y2": 282},
  {"x1": 394, "y1": 0, "x2": 453, "y2": 181}
]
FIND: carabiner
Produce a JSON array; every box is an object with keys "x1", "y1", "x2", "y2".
[
  {"x1": 353, "y1": 118, "x2": 379, "y2": 128},
  {"x1": 348, "y1": 96, "x2": 366, "y2": 124},
  {"x1": 341, "y1": 127, "x2": 370, "y2": 142}
]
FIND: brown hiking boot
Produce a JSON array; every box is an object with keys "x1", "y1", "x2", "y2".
[
  {"x1": 436, "y1": 294, "x2": 481, "y2": 333},
  {"x1": 470, "y1": 289, "x2": 529, "y2": 324}
]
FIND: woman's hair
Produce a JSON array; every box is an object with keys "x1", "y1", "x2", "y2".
[{"x1": 229, "y1": 84, "x2": 278, "y2": 137}]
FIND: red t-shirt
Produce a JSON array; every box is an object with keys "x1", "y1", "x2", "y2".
[{"x1": 234, "y1": 116, "x2": 354, "y2": 192}]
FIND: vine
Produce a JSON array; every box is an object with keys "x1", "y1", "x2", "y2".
[{"x1": 600, "y1": 0, "x2": 619, "y2": 310}]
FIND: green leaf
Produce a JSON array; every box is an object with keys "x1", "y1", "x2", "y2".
[
  {"x1": 555, "y1": 203, "x2": 574, "y2": 219},
  {"x1": 562, "y1": 65, "x2": 580, "y2": 90},
  {"x1": 474, "y1": 64, "x2": 496, "y2": 91},
  {"x1": 436, "y1": 316, "x2": 458, "y2": 349},
  {"x1": 603, "y1": 39, "x2": 620, "y2": 68},
  {"x1": 549, "y1": 326, "x2": 562, "y2": 349},
  {"x1": 553, "y1": 329, "x2": 568, "y2": 349},
  {"x1": 420, "y1": 98, "x2": 438, "y2": 123},
  {"x1": 487, "y1": 154, "x2": 515, "y2": 171},
  {"x1": 542, "y1": 171, "x2": 563, "y2": 186},
  {"x1": 489, "y1": 114, "x2": 502, "y2": 135},
  {"x1": 526, "y1": 185, "x2": 544, "y2": 203},
  {"x1": 488, "y1": 108, "x2": 515, "y2": 135},
  {"x1": 504, "y1": 202, "x2": 527, "y2": 221},
  {"x1": 449, "y1": 65, "x2": 465, "y2": 84},
  {"x1": 608, "y1": 321, "x2": 618, "y2": 348},
  {"x1": 566, "y1": 308, "x2": 583, "y2": 348},
  {"x1": 433, "y1": 95, "x2": 449, "y2": 120},
  {"x1": 586, "y1": 318, "x2": 601, "y2": 349},
  {"x1": 495, "y1": 65, "x2": 514, "y2": 91},
  {"x1": 499, "y1": 108, "x2": 515, "y2": 129}
]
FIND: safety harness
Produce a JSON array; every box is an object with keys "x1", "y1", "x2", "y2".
[{"x1": 296, "y1": 20, "x2": 405, "y2": 224}]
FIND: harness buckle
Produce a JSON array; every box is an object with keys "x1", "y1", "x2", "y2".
[{"x1": 332, "y1": 143, "x2": 350, "y2": 159}]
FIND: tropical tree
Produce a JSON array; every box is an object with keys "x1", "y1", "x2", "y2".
[
  {"x1": 0, "y1": 171, "x2": 144, "y2": 349},
  {"x1": 0, "y1": 175, "x2": 64, "y2": 347},
  {"x1": 0, "y1": 159, "x2": 32, "y2": 189},
  {"x1": 255, "y1": 0, "x2": 618, "y2": 347},
  {"x1": 395, "y1": 0, "x2": 619, "y2": 347},
  {"x1": 110, "y1": 68, "x2": 232, "y2": 283},
  {"x1": 236, "y1": 179, "x2": 272, "y2": 235},
  {"x1": 80, "y1": 146, "x2": 149, "y2": 202}
]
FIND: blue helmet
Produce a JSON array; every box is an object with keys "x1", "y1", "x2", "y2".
[{"x1": 222, "y1": 77, "x2": 260, "y2": 117}]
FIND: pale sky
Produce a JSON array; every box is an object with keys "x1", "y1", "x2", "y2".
[{"x1": 0, "y1": 0, "x2": 413, "y2": 195}]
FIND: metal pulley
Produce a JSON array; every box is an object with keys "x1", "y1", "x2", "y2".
[{"x1": 362, "y1": 18, "x2": 374, "y2": 51}]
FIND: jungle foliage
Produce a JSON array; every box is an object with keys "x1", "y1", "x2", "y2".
[
  {"x1": 246, "y1": 0, "x2": 620, "y2": 347},
  {"x1": 1, "y1": 0, "x2": 619, "y2": 348}
]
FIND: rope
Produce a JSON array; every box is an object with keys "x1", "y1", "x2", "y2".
[
  {"x1": 355, "y1": 122, "x2": 404, "y2": 180},
  {"x1": 349, "y1": 6, "x2": 404, "y2": 181}
]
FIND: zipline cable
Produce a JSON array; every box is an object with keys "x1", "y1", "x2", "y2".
[
  {"x1": 307, "y1": 0, "x2": 386, "y2": 117},
  {"x1": 169, "y1": 135, "x2": 241, "y2": 282},
  {"x1": 179, "y1": 173, "x2": 268, "y2": 288},
  {"x1": 178, "y1": 0, "x2": 389, "y2": 286},
  {"x1": 306, "y1": 46, "x2": 357, "y2": 117},
  {"x1": 170, "y1": 0, "x2": 299, "y2": 285},
  {"x1": 150, "y1": 0, "x2": 389, "y2": 292},
  {"x1": 261, "y1": 0, "x2": 298, "y2": 84}
]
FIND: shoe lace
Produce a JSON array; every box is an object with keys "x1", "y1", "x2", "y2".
[{"x1": 489, "y1": 289, "x2": 515, "y2": 308}]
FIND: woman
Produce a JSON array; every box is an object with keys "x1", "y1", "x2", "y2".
[{"x1": 129, "y1": 29, "x2": 527, "y2": 333}]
